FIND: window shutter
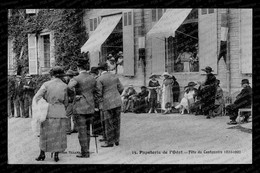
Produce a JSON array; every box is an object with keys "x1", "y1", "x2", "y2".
[
  {"x1": 28, "y1": 34, "x2": 38, "y2": 75},
  {"x1": 37, "y1": 36, "x2": 44, "y2": 73},
  {"x1": 123, "y1": 10, "x2": 135, "y2": 76},
  {"x1": 240, "y1": 9, "x2": 252, "y2": 74},
  {"x1": 151, "y1": 37, "x2": 165, "y2": 75},
  {"x1": 198, "y1": 8, "x2": 218, "y2": 74},
  {"x1": 50, "y1": 31, "x2": 55, "y2": 67},
  {"x1": 8, "y1": 39, "x2": 14, "y2": 70}
]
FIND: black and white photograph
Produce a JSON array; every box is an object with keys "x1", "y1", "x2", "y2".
[{"x1": 7, "y1": 8, "x2": 252, "y2": 164}]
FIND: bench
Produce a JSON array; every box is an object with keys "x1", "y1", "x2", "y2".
[{"x1": 237, "y1": 108, "x2": 252, "y2": 124}]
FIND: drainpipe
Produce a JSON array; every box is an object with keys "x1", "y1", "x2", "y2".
[
  {"x1": 141, "y1": 8, "x2": 146, "y2": 86},
  {"x1": 226, "y1": 8, "x2": 231, "y2": 94}
]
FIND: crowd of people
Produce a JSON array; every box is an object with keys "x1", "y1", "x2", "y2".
[
  {"x1": 8, "y1": 60, "x2": 252, "y2": 162},
  {"x1": 106, "y1": 51, "x2": 124, "y2": 74}
]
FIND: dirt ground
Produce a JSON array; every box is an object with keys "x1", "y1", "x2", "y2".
[{"x1": 8, "y1": 113, "x2": 252, "y2": 164}]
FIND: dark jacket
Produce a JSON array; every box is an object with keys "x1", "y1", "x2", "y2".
[
  {"x1": 14, "y1": 81, "x2": 24, "y2": 98},
  {"x1": 234, "y1": 85, "x2": 252, "y2": 108},
  {"x1": 23, "y1": 80, "x2": 36, "y2": 97},
  {"x1": 68, "y1": 71, "x2": 97, "y2": 115},
  {"x1": 97, "y1": 71, "x2": 124, "y2": 111}
]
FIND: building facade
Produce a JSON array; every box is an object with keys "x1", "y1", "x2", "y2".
[{"x1": 82, "y1": 8, "x2": 252, "y2": 96}]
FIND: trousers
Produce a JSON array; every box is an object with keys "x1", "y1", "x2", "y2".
[
  {"x1": 103, "y1": 107, "x2": 121, "y2": 145},
  {"x1": 75, "y1": 114, "x2": 92, "y2": 154}
]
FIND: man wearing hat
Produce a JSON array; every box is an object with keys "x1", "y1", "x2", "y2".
[
  {"x1": 14, "y1": 75, "x2": 25, "y2": 118},
  {"x1": 132, "y1": 86, "x2": 149, "y2": 113},
  {"x1": 226, "y1": 79, "x2": 252, "y2": 125},
  {"x1": 96, "y1": 62, "x2": 124, "y2": 147},
  {"x1": 197, "y1": 66, "x2": 217, "y2": 118},
  {"x1": 23, "y1": 74, "x2": 36, "y2": 118},
  {"x1": 68, "y1": 58, "x2": 97, "y2": 158}
]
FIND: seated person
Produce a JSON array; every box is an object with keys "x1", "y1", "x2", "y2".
[
  {"x1": 226, "y1": 79, "x2": 252, "y2": 125},
  {"x1": 131, "y1": 86, "x2": 149, "y2": 114},
  {"x1": 175, "y1": 82, "x2": 198, "y2": 114},
  {"x1": 121, "y1": 85, "x2": 137, "y2": 112},
  {"x1": 212, "y1": 79, "x2": 225, "y2": 117}
]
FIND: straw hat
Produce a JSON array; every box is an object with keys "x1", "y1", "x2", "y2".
[{"x1": 201, "y1": 66, "x2": 213, "y2": 73}]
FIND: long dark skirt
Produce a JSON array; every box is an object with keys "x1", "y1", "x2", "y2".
[{"x1": 40, "y1": 118, "x2": 67, "y2": 152}]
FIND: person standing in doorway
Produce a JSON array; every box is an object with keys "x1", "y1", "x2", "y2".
[
  {"x1": 96, "y1": 62, "x2": 124, "y2": 147},
  {"x1": 23, "y1": 74, "x2": 36, "y2": 118}
]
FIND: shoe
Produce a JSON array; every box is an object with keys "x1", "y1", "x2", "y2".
[
  {"x1": 227, "y1": 121, "x2": 237, "y2": 125},
  {"x1": 115, "y1": 142, "x2": 119, "y2": 146},
  {"x1": 35, "y1": 150, "x2": 45, "y2": 161},
  {"x1": 101, "y1": 144, "x2": 114, "y2": 147},
  {"x1": 76, "y1": 153, "x2": 90, "y2": 158},
  {"x1": 206, "y1": 116, "x2": 211, "y2": 119},
  {"x1": 67, "y1": 132, "x2": 71, "y2": 135},
  {"x1": 54, "y1": 152, "x2": 59, "y2": 162}
]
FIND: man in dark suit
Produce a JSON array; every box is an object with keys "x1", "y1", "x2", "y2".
[
  {"x1": 96, "y1": 62, "x2": 124, "y2": 147},
  {"x1": 68, "y1": 59, "x2": 97, "y2": 158},
  {"x1": 14, "y1": 75, "x2": 24, "y2": 118},
  {"x1": 23, "y1": 74, "x2": 36, "y2": 118},
  {"x1": 226, "y1": 79, "x2": 252, "y2": 125}
]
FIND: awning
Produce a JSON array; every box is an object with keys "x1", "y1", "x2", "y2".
[
  {"x1": 81, "y1": 14, "x2": 122, "y2": 53},
  {"x1": 147, "y1": 9, "x2": 192, "y2": 38}
]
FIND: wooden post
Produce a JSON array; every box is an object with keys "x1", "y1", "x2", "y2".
[{"x1": 226, "y1": 9, "x2": 231, "y2": 95}]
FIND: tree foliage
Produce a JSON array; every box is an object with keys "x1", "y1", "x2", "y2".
[{"x1": 8, "y1": 9, "x2": 88, "y2": 75}]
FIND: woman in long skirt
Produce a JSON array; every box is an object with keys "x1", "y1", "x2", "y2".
[
  {"x1": 34, "y1": 66, "x2": 68, "y2": 162},
  {"x1": 161, "y1": 72, "x2": 174, "y2": 114}
]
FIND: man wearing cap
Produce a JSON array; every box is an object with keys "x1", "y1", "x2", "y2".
[
  {"x1": 14, "y1": 75, "x2": 25, "y2": 118},
  {"x1": 23, "y1": 74, "x2": 36, "y2": 118},
  {"x1": 226, "y1": 79, "x2": 252, "y2": 125},
  {"x1": 197, "y1": 66, "x2": 217, "y2": 119},
  {"x1": 68, "y1": 59, "x2": 97, "y2": 158},
  {"x1": 96, "y1": 62, "x2": 124, "y2": 147}
]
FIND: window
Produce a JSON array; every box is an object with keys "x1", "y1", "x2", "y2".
[
  {"x1": 90, "y1": 17, "x2": 99, "y2": 31},
  {"x1": 94, "y1": 18, "x2": 98, "y2": 30},
  {"x1": 152, "y1": 9, "x2": 166, "y2": 22},
  {"x1": 202, "y1": 9, "x2": 207, "y2": 15},
  {"x1": 158, "y1": 9, "x2": 163, "y2": 20},
  {"x1": 90, "y1": 19, "x2": 93, "y2": 31},
  {"x1": 152, "y1": 9, "x2": 157, "y2": 22},
  {"x1": 123, "y1": 11, "x2": 133, "y2": 26},
  {"x1": 166, "y1": 9, "x2": 199, "y2": 73},
  {"x1": 26, "y1": 9, "x2": 38, "y2": 14},
  {"x1": 128, "y1": 11, "x2": 132, "y2": 25},
  {"x1": 43, "y1": 35, "x2": 50, "y2": 68},
  {"x1": 208, "y1": 9, "x2": 214, "y2": 14},
  {"x1": 124, "y1": 12, "x2": 128, "y2": 26}
]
